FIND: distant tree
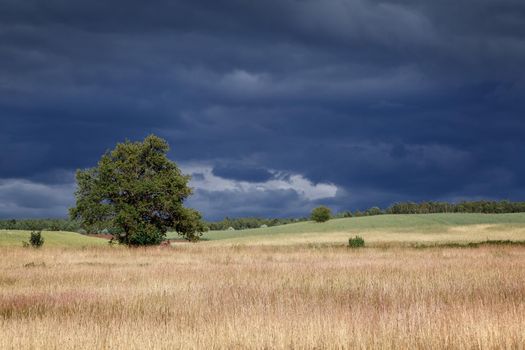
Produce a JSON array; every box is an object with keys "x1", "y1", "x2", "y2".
[
  {"x1": 69, "y1": 135, "x2": 205, "y2": 245},
  {"x1": 366, "y1": 207, "x2": 383, "y2": 216},
  {"x1": 311, "y1": 206, "x2": 332, "y2": 223},
  {"x1": 353, "y1": 210, "x2": 364, "y2": 217}
]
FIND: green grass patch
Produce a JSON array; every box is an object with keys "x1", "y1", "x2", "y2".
[
  {"x1": 0, "y1": 230, "x2": 108, "y2": 247},
  {"x1": 410, "y1": 239, "x2": 525, "y2": 249},
  {"x1": 199, "y1": 213, "x2": 525, "y2": 241}
]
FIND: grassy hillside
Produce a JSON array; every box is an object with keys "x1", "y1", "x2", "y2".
[
  {"x1": 0, "y1": 230, "x2": 108, "y2": 247},
  {"x1": 5, "y1": 213, "x2": 524, "y2": 248},
  {"x1": 199, "y1": 213, "x2": 525, "y2": 246}
]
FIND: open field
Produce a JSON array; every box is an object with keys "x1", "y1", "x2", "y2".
[
  {"x1": 1, "y1": 244, "x2": 525, "y2": 349},
  {"x1": 3, "y1": 214, "x2": 525, "y2": 248},
  {"x1": 0, "y1": 230, "x2": 108, "y2": 247},
  {"x1": 2, "y1": 214, "x2": 525, "y2": 348},
  {"x1": 196, "y1": 213, "x2": 525, "y2": 246}
]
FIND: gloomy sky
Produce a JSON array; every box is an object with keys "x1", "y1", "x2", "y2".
[{"x1": 1, "y1": 0, "x2": 525, "y2": 220}]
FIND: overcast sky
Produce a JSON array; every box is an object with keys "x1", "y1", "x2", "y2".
[{"x1": 1, "y1": 0, "x2": 525, "y2": 220}]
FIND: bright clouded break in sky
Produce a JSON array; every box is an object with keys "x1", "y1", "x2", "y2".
[{"x1": 1, "y1": 0, "x2": 525, "y2": 220}]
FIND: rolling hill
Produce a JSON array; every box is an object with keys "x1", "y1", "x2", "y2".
[
  {"x1": 198, "y1": 213, "x2": 525, "y2": 246},
  {"x1": 4, "y1": 213, "x2": 525, "y2": 247}
]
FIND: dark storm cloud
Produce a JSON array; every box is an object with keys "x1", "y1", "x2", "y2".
[
  {"x1": 186, "y1": 189, "x2": 310, "y2": 219},
  {"x1": 1, "y1": 0, "x2": 525, "y2": 219}
]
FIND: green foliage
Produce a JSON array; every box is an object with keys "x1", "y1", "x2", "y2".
[
  {"x1": 173, "y1": 207, "x2": 207, "y2": 242},
  {"x1": 28, "y1": 231, "x2": 44, "y2": 248},
  {"x1": 386, "y1": 200, "x2": 525, "y2": 215},
  {"x1": 0, "y1": 219, "x2": 81, "y2": 231},
  {"x1": 69, "y1": 134, "x2": 205, "y2": 245},
  {"x1": 311, "y1": 206, "x2": 332, "y2": 223},
  {"x1": 348, "y1": 235, "x2": 365, "y2": 248},
  {"x1": 366, "y1": 207, "x2": 383, "y2": 216},
  {"x1": 206, "y1": 217, "x2": 304, "y2": 231}
]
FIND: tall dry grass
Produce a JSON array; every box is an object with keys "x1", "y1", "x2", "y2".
[{"x1": 1, "y1": 245, "x2": 525, "y2": 349}]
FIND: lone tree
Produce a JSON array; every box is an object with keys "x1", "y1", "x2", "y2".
[
  {"x1": 310, "y1": 206, "x2": 331, "y2": 223},
  {"x1": 70, "y1": 135, "x2": 205, "y2": 245}
]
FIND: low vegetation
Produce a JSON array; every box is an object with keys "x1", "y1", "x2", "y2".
[
  {"x1": 2, "y1": 213, "x2": 525, "y2": 349},
  {"x1": 348, "y1": 235, "x2": 365, "y2": 248},
  {"x1": 28, "y1": 231, "x2": 44, "y2": 248},
  {"x1": 1, "y1": 245, "x2": 524, "y2": 349}
]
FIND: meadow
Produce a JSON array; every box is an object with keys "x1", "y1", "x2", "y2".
[
  {"x1": 0, "y1": 230, "x2": 106, "y2": 247},
  {"x1": 2, "y1": 213, "x2": 525, "y2": 349},
  {"x1": 197, "y1": 213, "x2": 525, "y2": 246},
  {"x1": 1, "y1": 245, "x2": 525, "y2": 349}
]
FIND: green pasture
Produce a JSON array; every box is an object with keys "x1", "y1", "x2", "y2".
[
  {"x1": 0, "y1": 230, "x2": 108, "y2": 247},
  {"x1": 195, "y1": 213, "x2": 525, "y2": 245}
]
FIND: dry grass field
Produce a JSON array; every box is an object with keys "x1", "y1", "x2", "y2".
[{"x1": 1, "y1": 244, "x2": 525, "y2": 349}]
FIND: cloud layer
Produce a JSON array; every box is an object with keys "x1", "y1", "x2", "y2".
[{"x1": 1, "y1": 0, "x2": 525, "y2": 219}]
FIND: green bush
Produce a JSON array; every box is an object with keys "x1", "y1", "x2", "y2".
[
  {"x1": 348, "y1": 235, "x2": 365, "y2": 248},
  {"x1": 29, "y1": 231, "x2": 45, "y2": 248},
  {"x1": 310, "y1": 206, "x2": 332, "y2": 223}
]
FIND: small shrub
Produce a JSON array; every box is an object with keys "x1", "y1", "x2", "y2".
[
  {"x1": 348, "y1": 235, "x2": 365, "y2": 248},
  {"x1": 29, "y1": 231, "x2": 44, "y2": 248},
  {"x1": 311, "y1": 206, "x2": 332, "y2": 223}
]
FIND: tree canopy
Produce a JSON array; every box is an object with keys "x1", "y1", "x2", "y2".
[
  {"x1": 310, "y1": 206, "x2": 332, "y2": 223},
  {"x1": 69, "y1": 135, "x2": 205, "y2": 245}
]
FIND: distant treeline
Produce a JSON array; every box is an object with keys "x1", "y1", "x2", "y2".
[
  {"x1": 205, "y1": 200, "x2": 525, "y2": 231},
  {"x1": 206, "y1": 217, "x2": 307, "y2": 231},
  {"x1": 2, "y1": 200, "x2": 525, "y2": 232},
  {"x1": 336, "y1": 200, "x2": 525, "y2": 217},
  {"x1": 0, "y1": 217, "x2": 307, "y2": 232},
  {"x1": 385, "y1": 200, "x2": 525, "y2": 215},
  {"x1": 0, "y1": 219, "x2": 82, "y2": 232}
]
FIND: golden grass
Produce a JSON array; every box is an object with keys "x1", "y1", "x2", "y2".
[{"x1": 1, "y1": 245, "x2": 525, "y2": 349}]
